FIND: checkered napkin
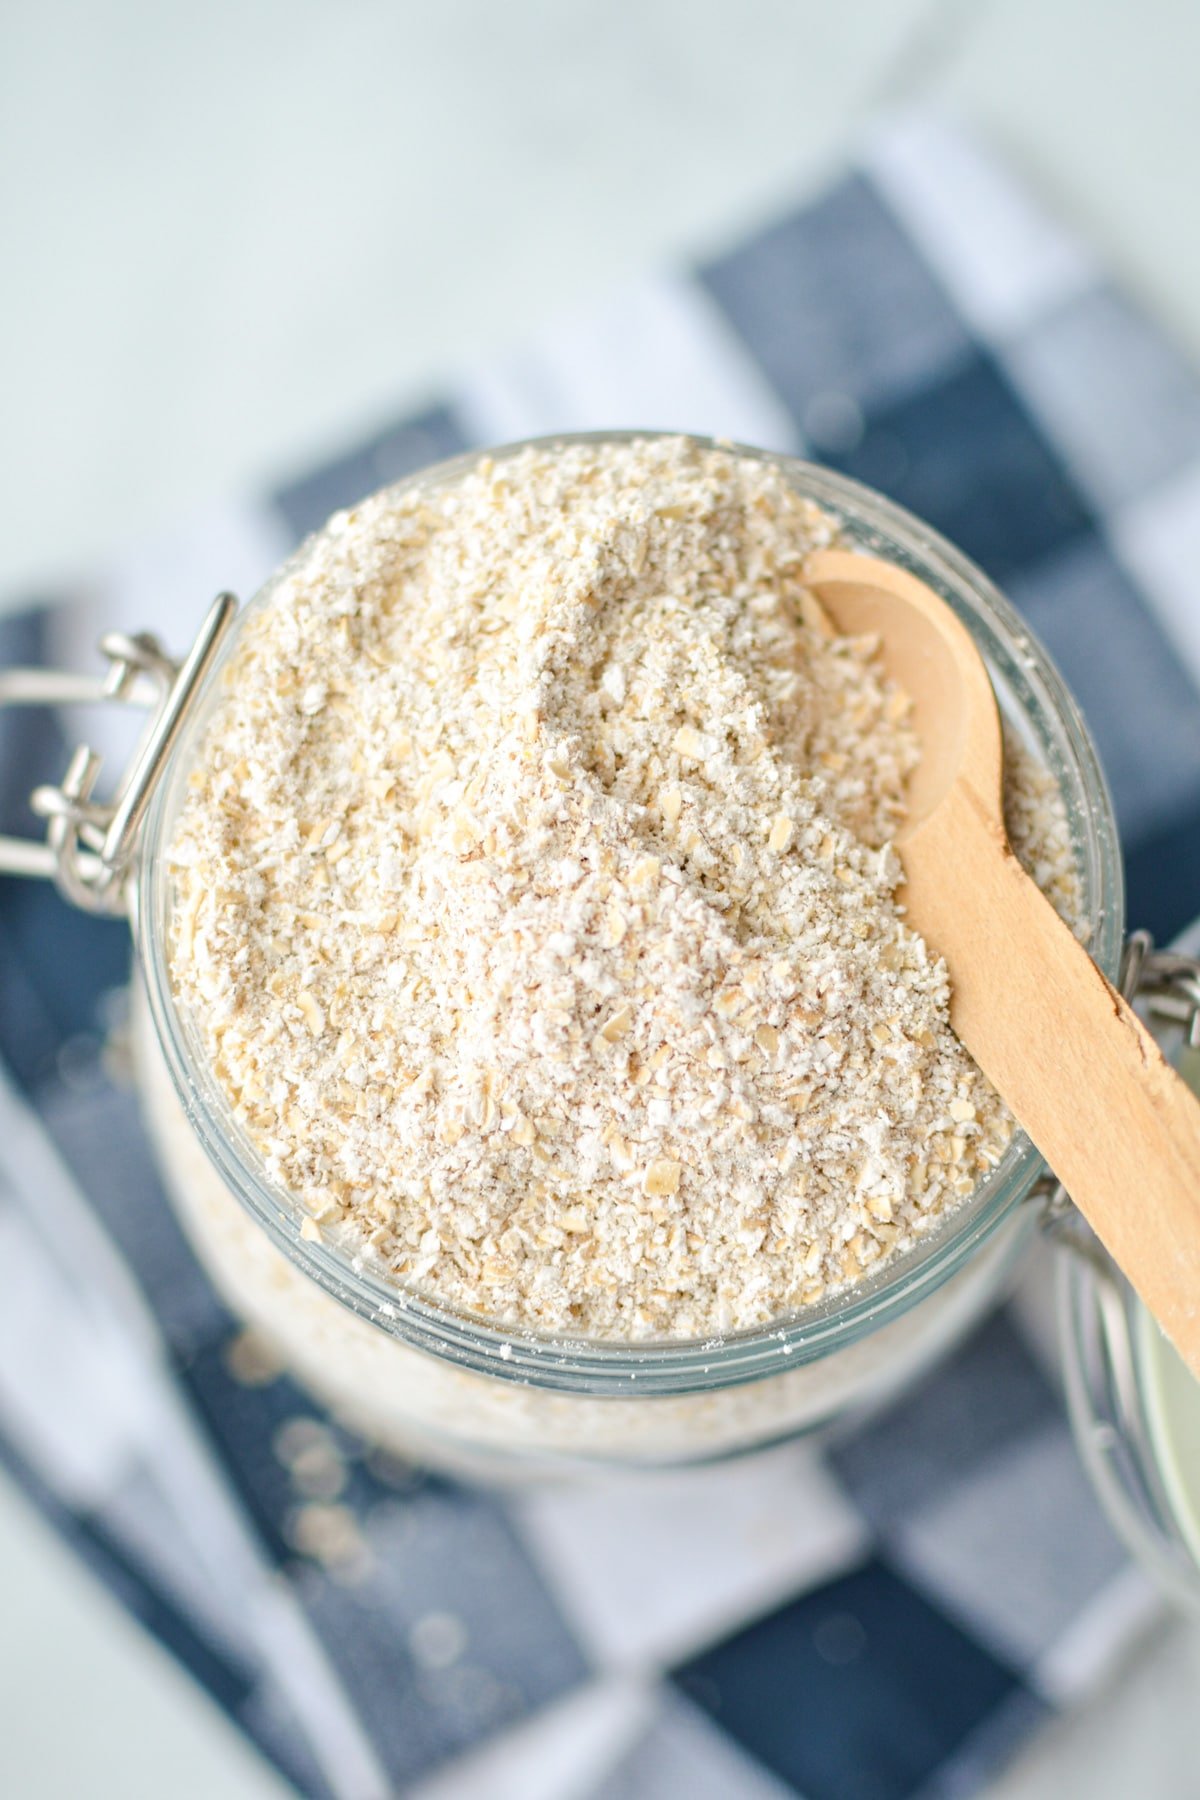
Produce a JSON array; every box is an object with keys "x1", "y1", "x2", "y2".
[{"x1": 2, "y1": 113, "x2": 1198, "y2": 1799}]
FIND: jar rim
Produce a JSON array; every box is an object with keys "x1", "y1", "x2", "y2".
[{"x1": 138, "y1": 430, "x2": 1125, "y2": 1396}]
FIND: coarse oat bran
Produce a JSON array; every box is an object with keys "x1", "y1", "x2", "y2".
[{"x1": 167, "y1": 438, "x2": 1079, "y2": 1341}]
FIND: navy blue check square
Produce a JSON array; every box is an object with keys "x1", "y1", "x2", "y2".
[{"x1": 674, "y1": 1560, "x2": 1043, "y2": 1800}]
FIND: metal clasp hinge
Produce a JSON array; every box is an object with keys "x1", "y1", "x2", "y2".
[{"x1": 0, "y1": 593, "x2": 238, "y2": 915}]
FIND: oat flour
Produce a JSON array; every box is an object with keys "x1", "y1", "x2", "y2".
[{"x1": 167, "y1": 439, "x2": 1078, "y2": 1340}]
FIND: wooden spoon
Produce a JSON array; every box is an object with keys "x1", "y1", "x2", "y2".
[{"x1": 803, "y1": 549, "x2": 1200, "y2": 1376}]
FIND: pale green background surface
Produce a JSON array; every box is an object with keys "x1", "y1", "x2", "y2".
[
  {"x1": 3, "y1": 3, "x2": 1200, "y2": 1795},
  {"x1": 1139, "y1": 1307, "x2": 1200, "y2": 1573}
]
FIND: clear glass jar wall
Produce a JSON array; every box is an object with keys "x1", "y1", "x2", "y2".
[
  {"x1": 1058, "y1": 974, "x2": 1200, "y2": 1612},
  {"x1": 133, "y1": 436, "x2": 1126, "y2": 1477},
  {"x1": 1060, "y1": 1248, "x2": 1200, "y2": 1612}
]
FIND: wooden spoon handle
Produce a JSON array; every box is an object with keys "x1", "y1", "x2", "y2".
[{"x1": 907, "y1": 782, "x2": 1200, "y2": 1376}]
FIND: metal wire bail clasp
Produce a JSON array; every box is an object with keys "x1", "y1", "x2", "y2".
[{"x1": 0, "y1": 593, "x2": 238, "y2": 915}]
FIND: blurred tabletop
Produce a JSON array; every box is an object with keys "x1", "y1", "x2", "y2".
[{"x1": 3, "y1": 2, "x2": 1200, "y2": 1796}]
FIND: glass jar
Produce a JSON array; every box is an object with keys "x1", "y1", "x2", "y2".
[
  {"x1": 1056, "y1": 940, "x2": 1200, "y2": 1612},
  {"x1": 0, "y1": 434, "x2": 1128, "y2": 1480}
]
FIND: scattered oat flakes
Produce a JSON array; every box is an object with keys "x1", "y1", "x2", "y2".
[
  {"x1": 643, "y1": 1159, "x2": 683, "y2": 1198},
  {"x1": 767, "y1": 813, "x2": 794, "y2": 854},
  {"x1": 167, "y1": 438, "x2": 1080, "y2": 1341}
]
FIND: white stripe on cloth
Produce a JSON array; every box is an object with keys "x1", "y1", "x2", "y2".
[
  {"x1": 0, "y1": 1064, "x2": 390, "y2": 1800},
  {"x1": 0, "y1": 1201, "x2": 148, "y2": 1503},
  {"x1": 512, "y1": 1439, "x2": 867, "y2": 1671},
  {"x1": 861, "y1": 112, "x2": 1095, "y2": 339},
  {"x1": 1034, "y1": 1561, "x2": 1161, "y2": 1706}
]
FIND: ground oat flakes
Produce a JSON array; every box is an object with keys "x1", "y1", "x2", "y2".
[{"x1": 167, "y1": 438, "x2": 1079, "y2": 1340}]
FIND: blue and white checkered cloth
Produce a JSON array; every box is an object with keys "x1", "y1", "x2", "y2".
[{"x1": 2, "y1": 113, "x2": 1198, "y2": 1799}]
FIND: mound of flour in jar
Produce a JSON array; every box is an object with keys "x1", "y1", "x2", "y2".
[{"x1": 168, "y1": 437, "x2": 1079, "y2": 1339}]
